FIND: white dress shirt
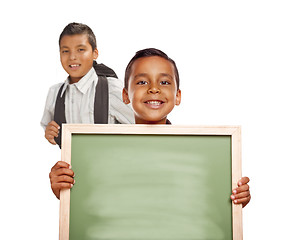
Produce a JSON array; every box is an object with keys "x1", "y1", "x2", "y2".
[{"x1": 40, "y1": 67, "x2": 134, "y2": 129}]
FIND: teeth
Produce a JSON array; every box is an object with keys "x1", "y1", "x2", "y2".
[
  {"x1": 147, "y1": 101, "x2": 162, "y2": 105},
  {"x1": 70, "y1": 64, "x2": 80, "y2": 68}
]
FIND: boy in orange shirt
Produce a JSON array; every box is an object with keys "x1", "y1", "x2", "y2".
[{"x1": 50, "y1": 48, "x2": 250, "y2": 207}]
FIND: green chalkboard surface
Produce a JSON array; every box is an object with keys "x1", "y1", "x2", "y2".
[{"x1": 69, "y1": 134, "x2": 232, "y2": 239}]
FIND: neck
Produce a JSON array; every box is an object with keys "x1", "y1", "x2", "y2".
[
  {"x1": 68, "y1": 67, "x2": 93, "y2": 84},
  {"x1": 135, "y1": 117, "x2": 167, "y2": 125},
  {"x1": 69, "y1": 76, "x2": 82, "y2": 84}
]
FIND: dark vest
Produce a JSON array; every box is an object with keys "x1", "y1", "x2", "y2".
[{"x1": 54, "y1": 62, "x2": 117, "y2": 148}]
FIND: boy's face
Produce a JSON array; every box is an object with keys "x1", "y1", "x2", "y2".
[
  {"x1": 123, "y1": 56, "x2": 181, "y2": 124},
  {"x1": 60, "y1": 34, "x2": 98, "y2": 83}
]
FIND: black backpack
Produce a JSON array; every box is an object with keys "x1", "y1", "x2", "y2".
[{"x1": 54, "y1": 61, "x2": 118, "y2": 148}]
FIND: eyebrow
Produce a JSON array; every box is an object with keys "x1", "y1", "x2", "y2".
[
  {"x1": 60, "y1": 44, "x2": 87, "y2": 49},
  {"x1": 133, "y1": 73, "x2": 148, "y2": 79},
  {"x1": 133, "y1": 73, "x2": 173, "y2": 80},
  {"x1": 159, "y1": 73, "x2": 173, "y2": 79}
]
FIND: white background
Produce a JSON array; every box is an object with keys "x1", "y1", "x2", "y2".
[{"x1": 1, "y1": 0, "x2": 301, "y2": 239}]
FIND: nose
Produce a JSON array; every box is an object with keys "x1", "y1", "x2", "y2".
[
  {"x1": 69, "y1": 51, "x2": 77, "y2": 60},
  {"x1": 147, "y1": 84, "x2": 160, "y2": 94}
]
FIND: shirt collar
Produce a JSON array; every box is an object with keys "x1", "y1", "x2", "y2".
[{"x1": 60, "y1": 67, "x2": 98, "y2": 97}]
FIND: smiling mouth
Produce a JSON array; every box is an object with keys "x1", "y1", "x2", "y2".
[
  {"x1": 69, "y1": 64, "x2": 81, "y2": 69},
  {"x1": 144, "y1": 100, "x2": 164, "y2": 107}
]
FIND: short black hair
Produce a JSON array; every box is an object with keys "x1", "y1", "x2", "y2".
[
  {"x1": 124, "y1": 48, "x2": 180, "y2": 90},
  {"x1": 59, "y1": 22, "x2": 97, "y2": 50}
]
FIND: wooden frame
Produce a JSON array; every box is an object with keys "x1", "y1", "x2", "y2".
[{"x1": 60, "y1": 124, "x2": 242, "y2": 240}]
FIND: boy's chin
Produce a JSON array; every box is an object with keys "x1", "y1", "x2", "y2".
[{"x1": 135, "y1": 116, "x2": 167, "y2": 125}]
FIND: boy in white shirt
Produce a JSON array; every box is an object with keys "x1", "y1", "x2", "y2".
[{"x1": 41, "y1": 22, "x2": 134, "y2": 146}]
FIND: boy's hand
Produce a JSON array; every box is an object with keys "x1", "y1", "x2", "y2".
[
  {"x1": 230, "y1": 176, "x2": 251, "y2": 208},
  {"x1": 49, "y1": 161, "x2": 75, "y2": 199},
  {"x1": 45, "y1": 121, "x2": 60, "y2": 145}
]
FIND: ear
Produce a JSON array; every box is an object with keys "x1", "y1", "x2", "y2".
[
  {"x1": 122, "y1": 88, "x2": 130, "y2": 104},
  {"x1": 93, "y1": 48, "x2": 99, "y2": 60},
  {"x1": 175, "y1": 89, "x2": 181, "y2": 106}
]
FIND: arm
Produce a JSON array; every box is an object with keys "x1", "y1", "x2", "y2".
[
  {"x1": 49, "y1": 161, "x2": 75, "y2": 199},
  {"x1": 40, "y1": 83, "x2": 64, "y2": 144},
  {"x1": 231, "y1": 176, "x2": 251, "y2": 208}
]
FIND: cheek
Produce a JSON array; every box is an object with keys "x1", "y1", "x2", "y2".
[
  {"x1": 164, "y1": 88, "x2": 177, "y2": 100},
  {"x1": 84, "y1": 52, "x2": 95, "y2": 60},
  {"x1": 60, "y1": 55, "x2": 69, "y2": 65},
  {"x1": 129, "y1": 91, "x2": 140, "y2": 103},
  {"x1": 128, "y1": 86, "x2": 141, "y2": 101}
]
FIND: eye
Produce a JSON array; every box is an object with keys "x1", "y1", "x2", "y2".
[
  {"x1": 160, "y1": 80, "x2": 170, "y2": 85},
  {"x1": 137, "y1": 80, "x2": 148, "y2": 85},
  {"x1": 61, "y1": 50, "x2": 69, "y2": 53},
  {"x1": 78, "y1": 48, "x2": 85, "y2": 52}
]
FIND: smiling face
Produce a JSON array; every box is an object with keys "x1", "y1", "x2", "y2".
[
  {"x1": 123, "y1": 56, "x2": 181, "y2": 124},
  {"x1": 59, "y1": 34, "x2": 98, "y2": 83}
]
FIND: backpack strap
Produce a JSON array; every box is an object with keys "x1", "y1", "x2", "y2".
[
  {"x1": 94, "y1": 75, "x2": 109, "y2": 124},
  {"x1": 54, "y1": 84, "x2": 66, "y2": 148},
  {"x1": 93, "y1": 61, "x2": 117, "y2": 78}
]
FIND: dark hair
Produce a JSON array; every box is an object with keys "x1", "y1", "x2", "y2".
[
  {"x1": 59, "y1": 22, "x2": 97, "y2": 50},
  {"x1": 124, "y1": 48, "x2": 180, "y2": 90}
]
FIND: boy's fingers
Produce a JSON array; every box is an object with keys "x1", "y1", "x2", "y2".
[
  {"x1": 51, "y1": 139, "x2": 57, "y2": 145},
  {"x1": 52, "y1": 168, "x2": 75, "y2": 178},
  {"x1": 231, "y1": 190, "x2": 250, "y2": 200},
  {"x1": 51, "y1": 161, "x2": 71, "y2": 171},
  {"x1": 45, "y1": 121, "x2": 60, "y2": 145},
  {"x1": 45, "y1": 129, "x2": 59, "y2": 144},
  {"x1": 54, "y1": 175, "x2": 75, "y2": 184},
  {"x1": 233, "y1": 183, "x2": 249, "y2": 194},
  {"x1": 49, "y1": 170, "x2": 74, "y2": 181},
  {"x1": 45, "y1": 127, "x2": 59, "y2": 137},
  {"x1": 46, "y1": 122, "x2": 60, "y2": 136},
  {"x1": 47, "y1": 126, "x2": 59, "y2": 134},
  {"x1": 49, "y1": 121, "x2": 60, "y2": 129},
  {"x1": 45, "y1": 133, "x2": 57, "y2": 143},
  {"x1": 45, "y1": 131, "x2": 55, "y2": 138},
  {"x1": 238, "y1": 176, "x2": 250, "y2": 186},
  {"x1": 231, "y1": 186, "x2": 251, "y2": 208},
  {"x1": 48, "y1": 139, "x2": 57, "y2": 145},
  {"x1": 49, "y1": 161, "x2": 74, "y2": 200},
  {"x1": 233, "y1": 196, "x2": 251, "y2": 207},
  {"x1": 49, "y1": 168, "x2": 74, "y2": 182}
]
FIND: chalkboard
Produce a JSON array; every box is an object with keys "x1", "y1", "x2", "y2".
[{"x1": 59, "y1": 124, "x2": 242, "y2": 240}]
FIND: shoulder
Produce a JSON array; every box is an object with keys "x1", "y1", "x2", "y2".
[
  {"x1": 41, "y1": 82, "x2": 65, "y2": 121},
  {"x1": 106, "y1": 77, "x2": 124, "y2": 92},
  {"x1": 105, "y1": 76, "x2": 134, "y2": 123},
  {"x1": 48, "y1": 82, "x2": 65, "y2": 92},
  {"x1": 45, "y1": 82, "x2": 65, "y2": 102}
]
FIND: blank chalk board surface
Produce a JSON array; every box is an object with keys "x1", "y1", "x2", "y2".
[{"x1": 60, "y1": 125, "x2": 242, "y2": 240}]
